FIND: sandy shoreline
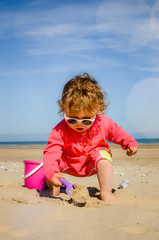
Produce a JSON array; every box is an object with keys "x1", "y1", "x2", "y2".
[{"x1": 0, "y1": 144, "x2": 159, "y2": 239}]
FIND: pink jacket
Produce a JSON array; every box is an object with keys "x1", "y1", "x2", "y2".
[{"x1": 43, "y1": 114, "x2": 138, "y2": 182}]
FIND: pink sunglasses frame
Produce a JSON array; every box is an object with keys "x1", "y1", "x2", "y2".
[{"x1": 64, "y1": 114, "x2": 96, "y2": 126}]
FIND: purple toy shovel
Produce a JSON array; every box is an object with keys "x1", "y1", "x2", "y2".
[
  {"x1": 59, "y1": 177, "x2": 86, "y2": 207},
  {"x1": 59, "y1": 177, "x2": 74, "y2": 196}
]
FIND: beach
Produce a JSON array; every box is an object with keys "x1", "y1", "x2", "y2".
[{"x1": 0, "y1": 144, "x2": 159, "y2": 240}]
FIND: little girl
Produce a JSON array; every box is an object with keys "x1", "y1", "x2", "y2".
[{"x1": 43, "y1": 73, "x2": 138, "y2": 201}]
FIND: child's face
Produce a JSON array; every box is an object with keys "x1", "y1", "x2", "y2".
[{"x1": 65, "y1": 110, "x2": 96, "y2": 133}]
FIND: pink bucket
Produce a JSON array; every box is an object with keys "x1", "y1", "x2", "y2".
[{"x1": 23, "y1": 160, "x2": 47, "y2": 191}]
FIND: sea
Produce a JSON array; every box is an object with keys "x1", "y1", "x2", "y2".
[{"x1": 0, "y1": 138, "x2": 159, "y2": 146}]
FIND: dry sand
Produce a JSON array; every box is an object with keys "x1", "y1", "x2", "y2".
[{"x1": 0, "y1": 144, "x2": 159, "y2": 240}]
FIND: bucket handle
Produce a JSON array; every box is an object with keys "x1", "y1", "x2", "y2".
[{"x1": 23, "y1": 162, "x2": 44, "y2": 180}]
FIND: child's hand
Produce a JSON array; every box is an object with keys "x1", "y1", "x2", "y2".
[
  {"x1": 51, "y1": 173, "x2": 64, "y2": 187},
  {"x1": 126, "y1": 146, "x2": 138, "y2": 156}
]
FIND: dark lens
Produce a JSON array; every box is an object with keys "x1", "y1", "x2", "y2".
[
  {"x1": 82, "y1": 120, "x2": 92, "y2": 125},
  {"x1": 67, "y1": 119, "x2": 77, "y2": 124}
]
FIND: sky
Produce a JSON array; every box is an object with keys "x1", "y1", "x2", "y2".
[{"x1": 0, "y1": 0, "x2": 159, "y2": 141}]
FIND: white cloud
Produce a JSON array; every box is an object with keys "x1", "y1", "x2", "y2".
[
  {"x1": 25, "y1": 24, "x2": 79, "y2": 38},
  {"x1": 96, "y1": 0, "x2": 156, "y2": 52},
  {"x1": 7, "y1": 2, "x2": 101, "y2": 56},
  {"x1": 1, "y1": 0, "x2": 159, "y2": 57},
  {"x1": 138, "y1": 66, "x2": 159, "y2": 72},
  {"x1": 1, "y1": 0, "x2": 159, "y2": 55},
  {"x1": 1, "y1": 0, "x2": 159, "y2": 76},
  {"x1": 0, "y1": 66, "x2": 68, "y2": 77}
]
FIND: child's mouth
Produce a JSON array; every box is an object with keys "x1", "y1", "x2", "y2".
[{"x1": 76, "y1": 127, "x2": 84, "y2": 131}]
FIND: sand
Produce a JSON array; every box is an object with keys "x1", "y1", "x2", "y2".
[
  {"x1": 0, "y1": 144, "x2": 159, "y2": 240},
  {"x1": 70, "y1": 184, "x2": 89, "y2": 206}
]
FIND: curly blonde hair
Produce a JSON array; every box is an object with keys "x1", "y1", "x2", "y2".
[{"x1": 58, "y1": 73, "x2": 108, "y2": 115}]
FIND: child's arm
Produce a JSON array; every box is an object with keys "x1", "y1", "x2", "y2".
[
  {"x1": 107, "y1": 117, "x2": 138, "y2": 153},
  {"x1": 43, "y1": 127, "x2": 64, "y2": 183}
]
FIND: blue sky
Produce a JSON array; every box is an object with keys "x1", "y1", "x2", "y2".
[{"x1": 0, "y1": 0, "x2": 159, "y2": 141}]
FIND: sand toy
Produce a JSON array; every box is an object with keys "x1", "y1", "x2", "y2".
[{"x1": 59, "y1": 178, "x2": 88, "y2": 207}]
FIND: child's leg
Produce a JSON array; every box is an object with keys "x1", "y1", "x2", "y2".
[{"x1": 97, "y1": 159, "x2": 118, "y2": 201}]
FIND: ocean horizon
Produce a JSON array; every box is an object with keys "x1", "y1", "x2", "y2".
[{"x1": 0, "y1": 138, "x2": 159, "y2": 146}]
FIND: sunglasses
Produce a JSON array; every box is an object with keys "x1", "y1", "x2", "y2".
[{"x1": 64, "y1": 114, "x2": 96, "y2": 126}]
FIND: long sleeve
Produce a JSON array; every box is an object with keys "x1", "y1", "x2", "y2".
[
  {"x1": 106, "y1": 117, "x2": 138, "y2": 150},
  {"x1": 43, "y1": 126, "x2": 64, "y2": 182},
  {"x1": 43, "y1": 115, "x2": 138, "y2": 181}
]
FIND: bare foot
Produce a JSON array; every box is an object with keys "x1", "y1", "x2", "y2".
[{"x1": 101, "y1": 191, "x2": 118, "y2": 202}]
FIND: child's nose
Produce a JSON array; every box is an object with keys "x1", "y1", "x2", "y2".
[{"x1": 77, "y1": 121, "x2": 83, "y2": 126}]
